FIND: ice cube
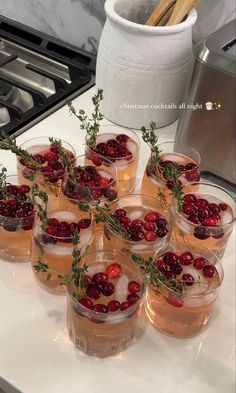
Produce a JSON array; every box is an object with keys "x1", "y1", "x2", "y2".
[
  {"x1": 98, "y1": 170, "x2": 110, "y2": 179},
  {"x1": 221, "y1": 209, "x2": 234, "y2": 225},
  {"x1": 44, "y1": 244, "x2": 72, "y2": 257},
  {"x1": 52, "y1": 210, "x2": 77, "y2": 222},
  {"x1": 149, "y1": 175, "x2": 165, "y2": 189},
  {"x1": 162, "y1": 153, "x2": 186, "y2": 164},
  {"x1": 128, "y1": 210, "x2": 143, "y2": 221},
  {"x1": 126, "y1": 140, "x2": 138, "y2": 155},
  {"x1": 28, "y1": 144, "x2": 48, "y2": 155},
  {"x1": 116, "y1": 162, "x2": 129, "y2": 172},
  {"x1": 115, "y1": 274, "x2": 129, "y2": 303},
  {"x1": 87, "y1": 263, "x2": 105, "y2": 276}
]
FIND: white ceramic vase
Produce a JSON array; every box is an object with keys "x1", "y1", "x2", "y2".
[{"x1": 96, "y1": 0, "x2": 197, "y2": 129}]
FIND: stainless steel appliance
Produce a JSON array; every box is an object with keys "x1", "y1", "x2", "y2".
[
  {"x1": 175, "y1": 20, "x2": 236, "y2": 186},
  {"x1": 0, "y1": 16, "x2": 95, "y2": 137}
]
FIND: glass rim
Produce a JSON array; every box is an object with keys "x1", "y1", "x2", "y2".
[
  {"x1": 67, "y1": 249, "x2": 146, "y2": 316},
  {"x1": 173, "y1": 181, "x2": 236, "y2": 228},
  {"x1": 155, "y1": 140, "x2": 201, "y2": 170},
  {"x1": 153, "y1": 241, "x2": 224, "y2": 297}
]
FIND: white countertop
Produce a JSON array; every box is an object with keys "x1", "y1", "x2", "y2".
[{"x1": 0, "y1": 87, "x2": 235, "y2": 393}]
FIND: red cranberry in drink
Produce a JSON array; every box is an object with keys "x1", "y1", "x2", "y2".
[
  {"x1": 58, "y1": 221, "x2": 70, "y2": 231},
  {"x1": 194, "y1": 198, "x2": 208, "y2": 209},
  {"x1": 131, "y1": 220, "x2": 143, "y2": 230},
  {"x1": 33, "y1": 154, "x2": 45, "y2": 164},
  {"x1": 167, "y1": 293, "x2": 184, "y2": 308},
  {"x1": 180, "y1": 251, "x2": 194, "y2": 265},
  {"x1": 46, "y1": 226, "x2": 57, "y2": 236},
  {"x1": 212, "y1": 228, "x2": 224, "y2": 239},
  {"x1": 92, "y1": 272, "x2": 109, "y2": 285},
  {"x1": 91, "y1": 189, "x2": 103, "y2": 199},
  {"x1": 163, "y1": 252, "x2": 179, "y2": 266},
  {"x1": 219, "y1": 203, "x2": 228, "y2": 211},
  {"x1": 78, "y1": 218, "x2": 91, "y2": 229},
  {"x1": 155, "y1": 259, "x2": 169, "y2": 273},
  {"x1": 127, "y1": 293, "x2": 139, "y2": 304},
  {"x1": 184, "y1": 194, "x2": 196, "y2": 203},
  {"x1": 193, "y1": 257, "x2": 207, "y2": 269},
  {"x1": 156, "y1": 218, "x2": 168, "y2": 228},
  {"x1": 44, "y1": 151, "x2": 59, "y2": 162},
  {"x1": 128, "y1": 281, "x2": 141, "y2": 294},
  {"x1": 182, "y1": 273, "x2": 195, "y2": 286},
  {"x1": 172, "y1": 263, "x2": 183, "y2": 275},
  {"x1": 50, "y1": 145, "x2": 61, "y2": 155},
  {"x1": 203, "y1": 217, "x2": 217, "y2": 226},
  {"x1": 107, "y1": 146, "x2": 117, "y2": 157},
  {"x1": 120, "y1": 301, "x2": 132, "y2": 311},
  {"x1": 183, "y1": 203, "x2": 197, "y2": 215},
  {"x1": 57, "y1": 230, "x2": 72, "y2": 243},
  {"x1": 93, "y1": 304, "x2": 109, "y2": 313},
  {"x1": 194, "y1": 226, "x2": 210, "y2": 240},
  {"x1": 188, "y1": 214, "x2": 201, "y2": 224},
  {"x1": 84, "y1": 275, "x2": 92, "y2": 285},
  {"x1": 120, "y1": 216, "x2": 131, "y2": 227},
  {"x1": 131, "y1": 230, "x2": 145, "y2": 241},
  {"x1": 22, "y1": 202, "x2": 34, "y2": 213},
  {"x1": 107, "y1": 300, "x2": 120, "y2": 312},
  {"x1": 103, "y1": 189, "x2": 117, "y2": 201},
  {"x1": 79, "y1": 298, "x2": 94, "y2": 309},
  {"x1": 106, "y1": 263, "x2": 122, "y2": 279},
  {"x1": 107, "y1": 139, "x2": 119, "y2": 149},
  {"x1": 144, "y1": 212, "x2": 160, "y2": 222},
  {"x1": 116, "y1": 134, "x2": 128, "y2": 144},
  {"x1": 202, "y1": 265, "x2": 215, "y2": 278},
  {"x1": 102, "y1": 281, "x2": 115, "y2": 296},
  {"x1": 156, "y1": 227, "x2": 169, "y2": 238},
  {"x1": 144, "y1": 221, "x2": 156, "y2": 231},
  {"x1": 208, "y1": 203, "x2": 221, "y2": 214},
  {"x1": 198, "y1": 207, "x2": 210, "y2": 219},
  {"x1": 48, "y1": 218, "x2": 59, "y2": 226},
  {"x1": 69, "y1": 222, "x2": 80, "y2": 234},
  {"x1": 18, "y1": 184, "x2": 30, "y2": 194},
  {"x1": 86, "y1": 284, "x2": 102, "y2": 300},
  {"x1": 145, "y1": 231, "x2": 157, "y2": 242},
  {"x1": 6, "y1": 185, "x2": 19, "y2": 196},
  {"x1": 165, "y1": 271, "x2": 176, "y2": 280},
  {"x1": 185, "y1": 169, "x2": 200, "y2": 182}
]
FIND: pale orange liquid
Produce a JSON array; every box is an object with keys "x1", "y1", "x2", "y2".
[
  {"x1": 141, "y1": 153, "x2": 199, "y2": 206},
  {"x1": 0, "y1": 226, "x2": 32, "y2": 262}
]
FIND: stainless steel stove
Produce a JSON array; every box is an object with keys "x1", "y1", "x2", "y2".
[{"x1": 0, "y1": 16, "x2": 95, "y2": 137}]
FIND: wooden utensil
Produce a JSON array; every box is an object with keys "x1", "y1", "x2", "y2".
[
  {"x1": 158, "y1": 3, "x2": 175, "y2": 25},
  {"x1": 145, "y1": 0, "x2": 177, "y2": 26},
  {"x1": 167, "y1": 0, "x2": 201, "y2": 25}
]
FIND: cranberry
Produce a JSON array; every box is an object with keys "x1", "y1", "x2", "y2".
[
  {"x1": 107, "y1": 146, "x2": 117, "y2": 157},
  {"x1": 193, "y1": 257, "x2": 207, "y2": 269},
  {"x1": 185, "y1": 163, "x2": 197, "y2": 170},
  {"x1": 6, "y1": 185, "x2": 19, "y2": 196},
  {"x1": 198, "y1": 207, "x2": 210, "y2": 219},
  {"x1": 183, "y1": 203, "x2": 196, "y2": 215},
  {"x1": 104, "y1": 189, "x2": 117, "y2": 201},
  {"x1": 58, "y1": 221, "x2": 70, "y2": 231},
  {"x1": 79, "y1": 298, "x2": 94, "y2": 309},
  {"x1": 208, "y1": 203, "x2": 221, "y2": 214},
  {"x1": 145, "y1": 231, "x2": 157, "y2": 242},
  {"x1": 127, "y1": 293, "x2": 139, "y2": 304},
  {"x1": 33, "y1": 154, "x2": 45, "y2": 164},
  {"x1": 156, "y1": 227, "x2": 168, "y2": 238},
  {"x1": 144, "y1": 212, "x2": 160, "y2": 222},
  {"x1": 120, "y1": 216, "x2": 131, "y2": 227},
  {"x1": 92, "y1": 272, "x2": 109, "y2": 285},
  {"x1": 48, "y1": 218, "x2": 59, "y2": 226},
  {"x1": 211, "y1": 213, "x2": 221, "y2": 221},
  {"x1": 44, "y1": 151, "x2": 59, "y2": 162},
  {"x1": 182, "y1": 273, "x2": 195, "y2": 286},
  {"x1": 46, "y1": 226, "x2": 57, "y2": 236},
  {"x1": 203, "y1": 217, "x2": 217, "y2": 226},
  {"x1": 107, "y1": 139, "x2": 119, "y2": 148},
  {"x1": 202, "y1": 265, "x2": 215, "y2": 278},
  {"x1": 163, "y1": 252, "x2": 179, "y2": 266},
  {"x1": 16, "y1": 211, "x2": 28, "y2": 218},
  {"x1": 128, "y1": 281, "x2": 141, "y2": 293},
  {"x1": 120, "y1": 301, "x2": 132, "y2": 311},
  {"x1": 86, "y1": 284, "x2": 101, "y2": 300},
  {"x1": 188, "y1": 214, "x2": 201, "y2": 224},
  {"x1": 93, "y1": 304, "x2": 109, "y2": 313},
  {"x1": 57, "y1": 230, "x2": 72, "y2": 242},
  {"x1": 91, "y1": 189, "x2": 103, "y2": 199},
  {"x1": 144, "y1": 221, "x2": 156, "y2": 231},
  {"x1": 116, "y1": 134, "x2": 128, "y2": 144},
  {"x1": 69, "y1": 222, "x2": 80, "y2": 234},
  {"x1": 114, "y1": 209, "x2": 127, "y2": 219},
  {"x1": 107, "y1": 300, "x2": 120, "y2": 312},
  {"x1": 131, "y1": 230, "x2": 145, "y2": 241},
  {"x1": 96, "y1": 142, "x2": 108, "y2": 154},
  {"x1": 194, "y1": 226, "x2": 210, "y2": 240},
  {"x1": 42, "y1": 234, "x2": 57, "y2": 244},
  {"x1": 50, "y1": 145, "x2": 61, "y2": 154},
  {"x1": 155, "y1": 259, "x2": 168, "y2": 273},
  {"x1": 22, "y1": 202, "x2": 34, "y2": 213},
  {"x1": 41, "y1": 166, "x2": 53, "y2": 174},
  {"x1": 219, "y1": 203, "x2": 228, "y2": 211},
  {"x1": 185, "y1": 169, "x2": 200, "y2": 182},
  {"x1": 156, "y1": 218, "x2": 168, "y2": 228},
  {"x1": 165, "y1": 271, "x2": 176, "y2": 280},
  {"x1": 84, "y1": 275, "x2": 92, "y2": 285},
  {"x1": 78, "y1": 218, "x2": 91, "y2": 229},
  {"x1": 194, "y1": 198, "x2": 208, "y2": 209},
  {"x1": 18, "y1": 184, "x2": 30, "y2": 194},
  {"x1": 106, "y1": 263, "x2": 122, "y2": 279},
  {"x1": 172, "y1": 263, "x2": 183, "y2": 275},
  {"x1": 49, "y1": 161, "x2": 64, "y2": 171},
  {"x1": 131, "y1": 219, "x2": 143, "y2": 230},
  {"x1": 180, "y1": 251, "x2": 194, "y2": 265},
  {"x1": 167, "y1": 293, "x2": 184, "y2": 308},
  {"x1": 102, "y1": 281, "x2": 115, "y2": 296},
  {"x1": 4, "y1": 225, "x2": 17, "y2": 232},
  {"x1": 166, "y1": 180, "x2": 182, "y2": 190},
  {"x1": 184, "y1": 194, "x2": 196, "y2": 203}
]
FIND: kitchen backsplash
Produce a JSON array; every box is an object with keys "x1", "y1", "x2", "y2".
[{"x1": 0, "y1": 0, "x2": 235, "y2": 52}]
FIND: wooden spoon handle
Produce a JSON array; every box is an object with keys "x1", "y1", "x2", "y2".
[
  {"x1": 158, "y1": 3, "x2": 175, "y2": 25},
  {"x1": 145, "y1": 0, "x2": 177, "y2": 26},
  {"x1": 167, "y1": 0, "x2": 201, "y2": 26}
]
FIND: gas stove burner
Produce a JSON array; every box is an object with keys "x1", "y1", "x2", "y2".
[{"x1": 0, "y1": 16, "x2": 95, "y2": 137}]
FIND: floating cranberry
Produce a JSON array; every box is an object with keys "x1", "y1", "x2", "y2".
[
  {"x1": 114, "y1": 208, "x2": 127, "y2": 219},
  {"x1": 184, "y1": 194, "x2": 196, "y2": 203},
  {"x1": 107, "y1": 146, "x2": 117, "y2": 157},
  {"x1": 79, "y1": 298, "x2": 94, "y2": 309},
  {"x1": 185, "y1": 163, "x2": 197, "y2": 170},
  {"x1": 6, "y1": 185, "x2": 19, "y2": 196},
  {"x1": 22, "y1": 202, "x2": 34, "y2": 213},
  {"x1": 46, "y1": 226, "x2": 57, "y2": 236},
  {"x1": 107, "y1": 139, "x2": 119, "y2": 148},
  {"x1": 69, "y1": 222, "x2": 80, "y2": 234},
  {"x1": 193, "y1": 226, "x2": 210, "y2": 240},
  {"x1": 198, "y1": 207, "x2": 210, "y2": 219},
  {"x1": 155, "y1": 259, "x2": 169, "y2": 273},
  {"x1": 127, "y1": 293, "x2": 139, "y2": 304},
  {"x1": 188, "y1": 214, "x2": 201, "y2": 224},
  {"x1": 167, "y1": 293, "x2": 184, "y2": 308},
  {"x1": 41, "y1": 166, "x2": 53, "y2": 174},
  {"x1": 172, "y1": 263, "x2": 183, "y2": 275},
  {"x1": 50, "y1": 145, "x2": 61, "y2": 154},
  {"x1": 78, "y1": 218, "x2": 91, "y2": 229},
  {"x1": 144, "y1": 212, "x2": 160, "y2": 222},
  {"x1": 180, "y1": 251, "x2": 194, "y2": 265},
  {"x1": 203, "y1": 217, "x2": 217, "y2": 226},
  {"x1": 3, "y1": 225, "x2": 17, "y2": 232},
  {"x1": 93, "y1": 304, "x2": 109, "y2": 313},
  {"x1": 182, "y1": 273, "x2": 195, "y2": 286},
  {"x1": 83, "y1": 275, "x2": 92, "y2": 285},
  {"x1": 96, "y1": 143, "x2": 108, "y2": 155},
  {"x1": 163, "y1": 252, "x2": 179, "y2": 266},
  {"x1": 103, "y1": 189, "x2": 117, "y2": 201},
  {"x1": 194, "y1": 198, "x2": 208, "y2": 209},
  {"x1": 131, "y1": 219, "x2": 143, "y2": 230},
  {"x1": 156, "y1": 218, "x2": 168, "y2": 228},
  {"x1": 57, "y1": 230, "x2": 72, "y2": 242},
  {"x1": 202, "y1": 265, "x2": 215, "y2": 278},
  {"x1": 18, "y1": 184, "x2": 30, "y2": 194},
  {"x1": 120, "y1": 216, "x2": 131, "y2": 227},
  {"x1": 144, "y1": 221, "x2": 156, "y2": 231},
  {"x1": 131, "y1": 230, "x2": 145, "y2": 241},
  {"x1": 33, "y1": 154, "x2": 45, "y2": 164},
  {"x1": 58, "y1": 221, "x2": 70, "y2": 231},
  {"x1": 145, "y1": 231, "x2": 157, "y2": 242},
  {"x1": 102, "y1": 281, "x2": 115, "y2": 296},
  {"x1": 128, "y1": 281, "x2": 141, "y2": 293},
  {"x1": 156, "y1": 227, "x2": 168, "y2": 238},
  {"x1": 49, "y1": 161, "x2": 64, "y2": 171},
  {"x1": 116, "y1": 134, "x2": 128, "y2": 144},
  {"x1": 86, "y1": 283, "x2": 102, "y2": 300},
  {"x1": 107, "y1": 300, "x2": 120, "y2": 312},
  {"x1": 183, "y1": 202, "x2": 196, "y2": 215},
  {"x1": 193, "y1": 257, "x2": 207, "y2": 269},
  {"x1": 92, "y1": 272, "x2": 109, "y2": 285},
  {"x1": 185, "y1": 169, "x2": 200, "y2": 182},
  {"x1": 219, "y1": 203, "x2": 228, "y2": 211},
  {"x1": 211, "y1": 213, "x2": 221, "y2": 221},
  {"x1": 44, "y1": 151, "x2": 59, "y2": 162},
  {"x1": 165, "y1": 271, "x2": 176, "y2": 280},
  {"x1": 106, "y1": 263, "x2": 122, "y2": 279},
  {"x1": 208, "y1": 203, "x2": 221, "y2": 214},
  {"x1": 48, "y1": 218, "x2": 59, "y2": 226},
  {"x1": 91, "y1": 189, "x2": 103, "y2": 199},
  {"x1": 120, "y1": 301, "x2": 132, "y2": 311}
]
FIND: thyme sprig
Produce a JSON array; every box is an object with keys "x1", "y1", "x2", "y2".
[
  {"x1": 0, "y1": 134, "x2": 41, "y2": 170},
  {"x1": 163, "y1": 164, "x2": 184, "y2": 211},
  {"x1": 49, "y1": 137, "x2": 77, "y2": 186},
  {"x1": 0, "y1": 166, "x2": 8, "y2": 199},
  {"x1": 30, "y1": 184, "x2": 49, "y2": 230},
  {"x1": 141, "y1": 121, "x2": 161, "y2": 176},
  {"x1": 68, "y1": 89, "x2": 104, "y2": 149},
  {"x1": 34, "y1": 231, "x2": 88, "y2": 300}
]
